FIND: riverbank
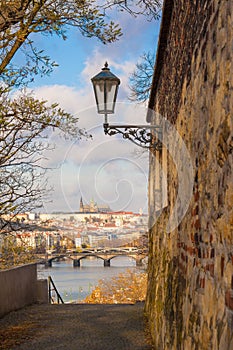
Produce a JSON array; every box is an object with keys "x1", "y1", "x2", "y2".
[{"x1": 0, "y1": 303, "x2": 153, "y2": 350}]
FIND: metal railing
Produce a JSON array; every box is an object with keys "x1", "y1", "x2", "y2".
[{"x1": 48, "y1": 275, "x2": 64, "y2": 304}]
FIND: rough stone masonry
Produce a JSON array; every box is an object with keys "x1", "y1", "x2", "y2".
[{"x1": 145, "y1": 0, "x2": 233, "y2": 349}]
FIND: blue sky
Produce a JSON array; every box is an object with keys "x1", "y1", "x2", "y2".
[
  {"x1": 30, "y1": 12, "x2": 160, "y2": 88},
  {"x1": 27, "y1": 10, "x2": 161, "y2": 214}
]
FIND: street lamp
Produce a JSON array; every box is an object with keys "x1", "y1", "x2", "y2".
[{"x1": 91, "y1": 62, "x2": 162, "y2": 150}]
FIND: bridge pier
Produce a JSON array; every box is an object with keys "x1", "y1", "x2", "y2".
[
  {"x1": 104, "y1": 259, "x2": 110, "y2": 267},
  {"x1": 73, "y1": 259, "x2": 80, "y2": 267},
  {"x1": 45, "y1": 260, "x2": 52, "y2": 268},
  {"x1": 136, "y1": 258, "x2": 143, "y2": 267}
]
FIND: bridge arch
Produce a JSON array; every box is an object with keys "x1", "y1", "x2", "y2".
[
  {"x1": 43, "y1": 250, "x2": 147, "y2": 268},
  {"x1": 73, "y1": 254, "x2": 107, "y2": 267},
  {"x1": 45, "y1": 255, "x2": 67, "y2": 267},
  {"x1": 106, "y1": 254, "x2": 144, "y2": 267},
  {"x1": 76, "y1": 253, "x2": 105, "y2": 261}
]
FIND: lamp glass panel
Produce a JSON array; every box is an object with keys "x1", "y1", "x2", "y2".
[
  {"x1": 105, "y1": 81, "x2": 117, "y2": 113},
  {"x1": 94, "y1": 81, "x2": 105, "y2": 113}
]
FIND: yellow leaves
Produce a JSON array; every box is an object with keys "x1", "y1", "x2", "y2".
[
  {"x1": 0, "y1": 236, "x2": 36, "y2": 269},
  {"x1": 16, "y1": 30, "x2": 27, "y2": 42},
  {"x1": 0, "y1": 321, "x2": 37, "y2": 350},
  {"x1": 84, "y1": 269, "x2": 147, "y2": 304}
]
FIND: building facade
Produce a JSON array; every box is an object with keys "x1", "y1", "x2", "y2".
[{"x1": 146, "y1": 1, "x2": 233, "y2": 349}]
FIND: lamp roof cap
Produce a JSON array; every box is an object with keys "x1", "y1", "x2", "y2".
[{"x1": 91, "y1": 62, "x2": 120, "y2": 84}]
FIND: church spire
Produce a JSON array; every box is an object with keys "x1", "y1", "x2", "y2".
[{"x1": 80, "y1": 197, "x2": 84, "y2": 212}]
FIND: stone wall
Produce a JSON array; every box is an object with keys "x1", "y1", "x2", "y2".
[
  {"x1": 0, "y1": 263, "x2": 48, "y2": 317},
  {"x1": 146, "y1": 0, "x2": 233, "y2": 349}
]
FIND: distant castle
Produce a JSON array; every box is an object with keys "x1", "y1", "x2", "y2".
[{"x1": 79, "y1": 197, "x2": 111, "y2": 213}]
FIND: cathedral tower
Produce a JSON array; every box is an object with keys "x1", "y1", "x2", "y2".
[{"x1": 79, "y1": 197, "x2": 84, "y2": 212}]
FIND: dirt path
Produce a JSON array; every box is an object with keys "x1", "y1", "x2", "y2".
[{"x1": 0, "y1": 303, "x2": 153, "y2": 350}]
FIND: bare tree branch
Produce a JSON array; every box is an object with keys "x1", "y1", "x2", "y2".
[
  {"x1": 0, "y1": 89, "x2": 90, "y2": 230},
  {"x1": 128, "y1": 51, "x2": 155, "y2": 103}
]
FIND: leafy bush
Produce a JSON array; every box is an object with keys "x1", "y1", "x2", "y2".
[{"x1": 84, "y1": 269, "x2": 147, "y2": 304}]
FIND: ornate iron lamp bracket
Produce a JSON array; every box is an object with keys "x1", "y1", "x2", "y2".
[
  {"x1": 103, "y1": 123, "x2": 162, "y2": 151},
  {"x1": 91, "y1": 63, "x2": 163, "y2": 150}
]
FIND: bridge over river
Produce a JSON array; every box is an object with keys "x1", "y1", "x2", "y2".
[{"x1": 38, "y1": 249, "x2": 147, "y2": 267}]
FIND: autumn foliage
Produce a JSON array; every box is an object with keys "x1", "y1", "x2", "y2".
[{"x1": 84, "y1": 269, "x2": 147, "y2": 304}]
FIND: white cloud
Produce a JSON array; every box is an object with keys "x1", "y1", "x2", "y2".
[
  {"x1": 31, "y1": 52, "x2": 150, "y2": 214},
  {"x1": 41, "y1": 127, "x2": 149, "y2": 213}
]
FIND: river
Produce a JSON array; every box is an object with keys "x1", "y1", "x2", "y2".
[{"x1": 37, "y1": 256, "x2": 142, "y2": 303}]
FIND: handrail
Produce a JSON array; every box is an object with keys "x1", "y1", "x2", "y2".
[{"x1": 48, "y1": 275, "x2": 64, "y2": 304}]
